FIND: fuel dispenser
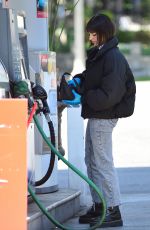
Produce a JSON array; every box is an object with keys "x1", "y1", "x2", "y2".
[
  {"x1": 0, "y1": 7, "x2": 35, "y2": 192},
  {"x1": 0, "y1": 5, "x2": 58, "y2": 194}
]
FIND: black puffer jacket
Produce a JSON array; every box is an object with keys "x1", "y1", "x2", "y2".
[{"x1": 76, "y1": 37, "x2": 136, "y2": 119}]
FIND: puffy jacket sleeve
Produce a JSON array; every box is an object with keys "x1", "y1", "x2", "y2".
[{"x1": 85, "y1": 51, "x2": 127, "y2": 111}]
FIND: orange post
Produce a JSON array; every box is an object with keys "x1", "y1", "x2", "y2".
[{"x1": 0, "y1": 99, "x2": 27, "y2": 230}]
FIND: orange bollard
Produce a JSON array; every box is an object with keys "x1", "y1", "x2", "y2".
[{"x1": 0, "y1": 99, "x2": 27, "y2": 230}]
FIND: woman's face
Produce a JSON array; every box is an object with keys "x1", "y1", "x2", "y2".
[{"x1": 88, "y1": 32, "x2": 98, "y2": 46}]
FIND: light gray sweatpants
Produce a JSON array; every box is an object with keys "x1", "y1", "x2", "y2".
[{"x1": 85, "y1": 118, "x2": 121, "y2": 208}]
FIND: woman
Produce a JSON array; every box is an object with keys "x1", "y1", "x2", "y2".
[{"x1": 75, "y1": 14, "x2": 136, "y2": 228}]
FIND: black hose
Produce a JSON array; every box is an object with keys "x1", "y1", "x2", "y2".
[{"x1": 35, "y1": 120, "x2": 56, "y2": 186}]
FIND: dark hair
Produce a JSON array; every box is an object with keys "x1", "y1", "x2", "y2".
[{"x1": 86, "y1": 14, "x2": 116, "y2": 45}]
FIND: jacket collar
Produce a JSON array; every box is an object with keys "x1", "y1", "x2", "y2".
[{"x1": 87, "y1": 37, "x2": 119, "y2": 61}]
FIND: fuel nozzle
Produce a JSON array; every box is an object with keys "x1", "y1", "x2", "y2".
[
  {"x1": 31, "y1": 82, "x2": 50, "y2": 115},
  {"x1": 11, "y1": 79, "x2": 34, "y2": 109}
]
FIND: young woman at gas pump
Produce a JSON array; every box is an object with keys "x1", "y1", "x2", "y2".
[{"x1": 73, "y1": 14, "x2": 136, "y2": 228}]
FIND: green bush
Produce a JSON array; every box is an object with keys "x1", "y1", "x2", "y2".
[
  {"x1": 117, "y1": 30, "x2": 150, "y2": 44},
  {"x1": 141, "y1": 44, "x2": 150, "y2": 56},
  {"x1": 135, "y1": 76, "x2": 150, "y2": 81},
  {"x1": 117, "y1": 31, "x2": 136, "y2": 43},
  {"x1": 119, "y1": 46, "x2": 131, "y2": 55},
  {"x1": 136, "y1": 31, "x2": 150, "y2": 44}
]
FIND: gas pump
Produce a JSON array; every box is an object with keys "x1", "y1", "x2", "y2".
[
  {"x1": 0, "y1": 6, "x2": 35, "y2": 192},
  {"x1": 0, "y1": 5, "x2": 58, "y2": 194}
]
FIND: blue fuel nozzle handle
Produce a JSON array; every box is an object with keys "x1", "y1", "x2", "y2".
[{"x1": 68, "y1": 78, "x2": 81, "y2": 88}]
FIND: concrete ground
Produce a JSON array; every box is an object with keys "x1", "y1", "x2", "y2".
[
  {"x1": 59, "y1": 193, "x2": 150, "y2": 230},
  {"x1": 57, "y1": 81, "x2": 150, "y2": 230}
]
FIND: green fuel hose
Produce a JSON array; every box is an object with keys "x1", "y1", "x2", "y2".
[{"x1": 28, "y1": 114, "x2": 106, "y2": 230}]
